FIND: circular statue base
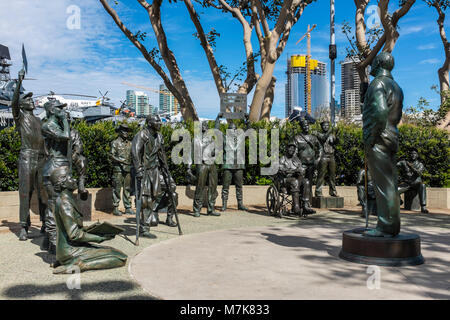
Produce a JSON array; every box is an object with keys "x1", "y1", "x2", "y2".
[{"x1": 339, "y1": 228, "x2": 424, "y2": 266}]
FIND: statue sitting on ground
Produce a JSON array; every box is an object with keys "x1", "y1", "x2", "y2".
[{"x1": 50, "y1": 166, "x2": 127, "y2": 274}]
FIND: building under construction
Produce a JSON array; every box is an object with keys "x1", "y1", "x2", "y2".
[{"x1": 285, "y1": 55, "x2": 328, "y2": 118}]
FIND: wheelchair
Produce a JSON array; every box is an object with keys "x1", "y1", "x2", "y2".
[{"x1": 266, "y1": 173, "x2": 304, "y2": 218}]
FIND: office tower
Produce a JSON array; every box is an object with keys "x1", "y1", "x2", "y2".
[
  {"x1": 340, "y1": 57, "x2": 366, "y2": 121},
  {"x1": 285, "y1": 55, "x2": 329, "y2": 118},
  {"x1": 159, "y1": 84, "x2": 179, "y2": 115},
  {"x1": 126, "y1": 90, "x2": 151, "y2": 116}
]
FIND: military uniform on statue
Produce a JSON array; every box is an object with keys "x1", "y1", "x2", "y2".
[
  {"x1": 279, "y1": 142, "x2": 314, "y2": 216},
  {"x1": 41, "y1": 99, "x2": 71, "y2": 254},
  {"x1": 397, "y1": 149, "x2": 429, "y2": 213},
  {"x1": 292, "y1": 118, "x2": 322, "y2": 214},
  {"x1": 50, "y1": 166, "x2": 127, "y2": 274},
  {"x1": 132, "y1": 115, "x2": 178, "y2": 238},
  {"x1": 111, "y1": 123, "x2": 134, "y2": 216},
  {"x1": 221, "y1": 113, "x2": 249, "y2": 212},
  {"x1": 188, "y1": 115, "x2": 220, "y2": 217},
  {"x1": 11, "y1": 69, "x2": 47, "y2": 241},
  {"x1": 339, "y1": 52, "x2": 424, "y2": 267}
]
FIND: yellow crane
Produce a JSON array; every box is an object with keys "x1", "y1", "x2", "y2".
[
  {"x1": 296, "y1": 24, "x2": 317, "y2": 115},
  {"x1": 121, "y1": 81, "x2": 179, "y2": 114}
]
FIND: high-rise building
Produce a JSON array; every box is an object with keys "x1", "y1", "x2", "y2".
[
  {"x1": 340, "y1": 57, "x2": 367, "y2": 121},
  {"x1": 126, "y1": 90, "x2": 151, "y2": 116},
  {"x1": 159, "y1": 84, "x2": 179, "y2": 115},
  {"x1": 285, "y1": 55, "x2": 329, "y2": 118}
]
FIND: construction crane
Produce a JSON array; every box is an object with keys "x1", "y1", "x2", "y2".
[
  {"x1": 296, "y1": 24, "x2": 317, "y2": 115},
  {"x1": 121, "y1": 81, "x2": 179, "y2": 114}
]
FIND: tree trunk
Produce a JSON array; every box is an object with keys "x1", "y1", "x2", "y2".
[
  {"x1": 248, "y1": 61, "x2": 276, "y2": 121},
  {"x1": 260, "y1": 77, "x2": 276, "y2": 121}
]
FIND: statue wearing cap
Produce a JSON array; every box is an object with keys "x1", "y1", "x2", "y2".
[
  {"x1": 220, "y1": 114, "x2": 249, "y2": 212},
  {"x1": 279, "y1": 142, "x2": 315, "y2": 215},
  {"x1": 363, "y1": 52, "x2": 404, "y2": 237},
  {"x1": 397, "y1": 148, "x2": 429, "y2": 213},
  {"x1": 41, "y1": 98, "x2": 71, "y2": 254},
  {"x1": 50, "y1": 166, "x2": 127, "y2": 274},
  {"x1": 110, "y1": 123, "x2": 133, "y2": 216},
  {"x1": 132, "y1": 115, "x2": 178, "y2": 237},
  {"x1": 292, "y1": 117, "x2": 322, "y2": 213},
  {"x1": 315, "y1": 120, "x2": 339, "y2": 198},
  {"x1": 11, "y1": 69, "x2": 47, "y2": 241}
]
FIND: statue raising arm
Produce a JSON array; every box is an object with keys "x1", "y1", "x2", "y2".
[{"x1": 11, "y1": 69, "x2": 25, "y2": 125}]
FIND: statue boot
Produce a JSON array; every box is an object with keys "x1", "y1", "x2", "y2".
[
  {"x1": 221, "y1": 188, "x2": 228, "y2": 211},
  {"x1": 125, "y1": 207, "x2": 135, "y2": 215},
  {"x1": 193, "y1": 211, "x2": 201, "y2": 217},
  {"x1": 150, "y1": 212, "x2": 159, "y2": 226},
  {"x1": 421, "y1": 206, "x2": 429, "y2": 214},
  {"x1": 302, "y1": 200, "x2": 316, "y2": 215},
  {"x1": 292, "y1": 192, "x2": 302, "y2": 216},
  {"x1": 166, "y1": 214, "x2": 177, "y2": 227},
  {"x1": 207, "y1": 210, "x2": 221, "y2": 217},
  {"x1": 113, "y1": 207, "x2": 122, "y2": 216},
  {"x1": 236, "y1": 188, "x2": 248, "y2": 211},
  {"x1": 19, "y1": 227, "x2": 28, "y2": 241},
  {"x1": 48, "y1": 242, "x2": 56, "y2": 255}
]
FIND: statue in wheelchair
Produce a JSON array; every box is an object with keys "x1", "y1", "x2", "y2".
[{"x1": 266, "y1": 142, "x2": 316, "y2": 218}]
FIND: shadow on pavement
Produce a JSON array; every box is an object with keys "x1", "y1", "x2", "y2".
[{"x1": 2, "y1": 280, "x2": 155, "y2": 300}]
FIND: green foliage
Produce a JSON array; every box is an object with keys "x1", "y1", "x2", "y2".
[
  {"x1": 1, "y1": 120, "x2": 449, "y2": 191},
  {"x1": 0, "y1": 127, "x2": 20, "y2": 191}
]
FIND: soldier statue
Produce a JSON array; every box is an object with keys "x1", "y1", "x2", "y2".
[
  {"x1": 11, "y1": 69, "x2": 47, "y2": 241},
  {"x1": 188, "y1": 116, "x2": 220, "y2": 217},
  {"x1": 362, "y1": 52, "x2": 403, "y2": 237},
  {"x1": 132, "y1": 115, "x2": 178, "y2": 238},
  {"x1": 315, "y1": 120, "x2": 339, "y2": 197},
  {"x1": 292, "y1": 117, "x2": 322, "y2": 212},
  {"x1": 221, "y1": 114, "x2": 249, "y2": 212},
  {"x1": 70, "y1": 125, "x2": 88, "y2": 200},
  {"x1": 397, "y1": 148, "x2": 429, "y2": 213},
  {"x1": 111, "y1": 123, "x2": 133, "y2": 216},
  {"x1": 279, "y1": 142, "x2": 315, "y2": 215},
  {"x1": 357, "y1": 167, "x2": 377, "y2": 217},
  {"x1": 50, "y1": 166, "x2": 127, "y2": 274},
  {"x1": 41, "y1": 99, "x2": 71, "y2": 253}
]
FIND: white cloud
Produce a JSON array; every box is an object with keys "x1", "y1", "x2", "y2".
[
  {"x1": 419, "y1": 58, "x2": 440, "y2": 64},
  {"x1": 418, "y1": 43, "x2": 437, "y2": 50}
]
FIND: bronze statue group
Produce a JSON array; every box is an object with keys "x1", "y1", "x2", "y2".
[{"x1": 11, "y1": 51, "x2": 430, "y2": 274}]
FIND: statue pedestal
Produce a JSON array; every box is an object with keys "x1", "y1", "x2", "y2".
[
  {"x1": 312, "y1": 196, "x2": 344, "y2": 208},
  {"x1": 75, "y1": 192, "x2": 92, "y2": 222},
  {"x1": 339, "y1": 228, "x2": 424, "y2": 266},
  {"x1": 404, "y1": 190, "x2": 421, "y2": 211}
]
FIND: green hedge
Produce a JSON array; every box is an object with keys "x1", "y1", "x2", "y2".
[{"x1": 0, "y1": 120, "x2": 449, "y2": 191}]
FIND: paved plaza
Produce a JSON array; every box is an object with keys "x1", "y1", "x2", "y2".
[{"x1": 0, "y1": 206, "x2": 449, "y2": 300}]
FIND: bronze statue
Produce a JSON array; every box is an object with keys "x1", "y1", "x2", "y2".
[
  {"x1": 357, "y1": 167, "x2": 377, "y2": 217},
  {"x1": 41, "y1": 99, "x2": 71, "y2": 253},
  {"x1": 111, "y1": 123, "x2": 133, "y2": 216},
  {"x1": 315, "y1": 121, "x2": 339, "y2": 197},
  {"x1": 50, "y1": 166, "x2": 127, "y2": 274},
  {"x1": 132, "y1": 115, "x2": 178, "y2": 238},
  {"x1": 279, "y1": 142, "x2": 315, "y2": 215},
  {"x1": 221, "y1": 114, "x2": 249, "y2": 212},
  {"x1": 397, "y1": 149, "x2": 429, "y2": 213},
  {"x1": 188, "y1": 117, "x2": 220, "y2": 217},
  {"x1": 70, "y1": 126, "x2": 88, "y2": 200},
  {"x1": 362, "y1": 52, "x2": 403, "y2": 237},
  {"x1": 11, "y1": 69, "x2": 47, "y2": 241},
  {"x1": 292, "y1": 117, "x2": 322, "y2": 209}
]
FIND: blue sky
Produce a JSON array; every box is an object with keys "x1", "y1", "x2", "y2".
[{"x1": 1, "y1": 0, "x2": 448, "y2": 118}]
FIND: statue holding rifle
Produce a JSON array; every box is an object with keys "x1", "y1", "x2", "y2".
[{"x1": 132, "y1": 115, "x2": 178, "y2": 239}]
